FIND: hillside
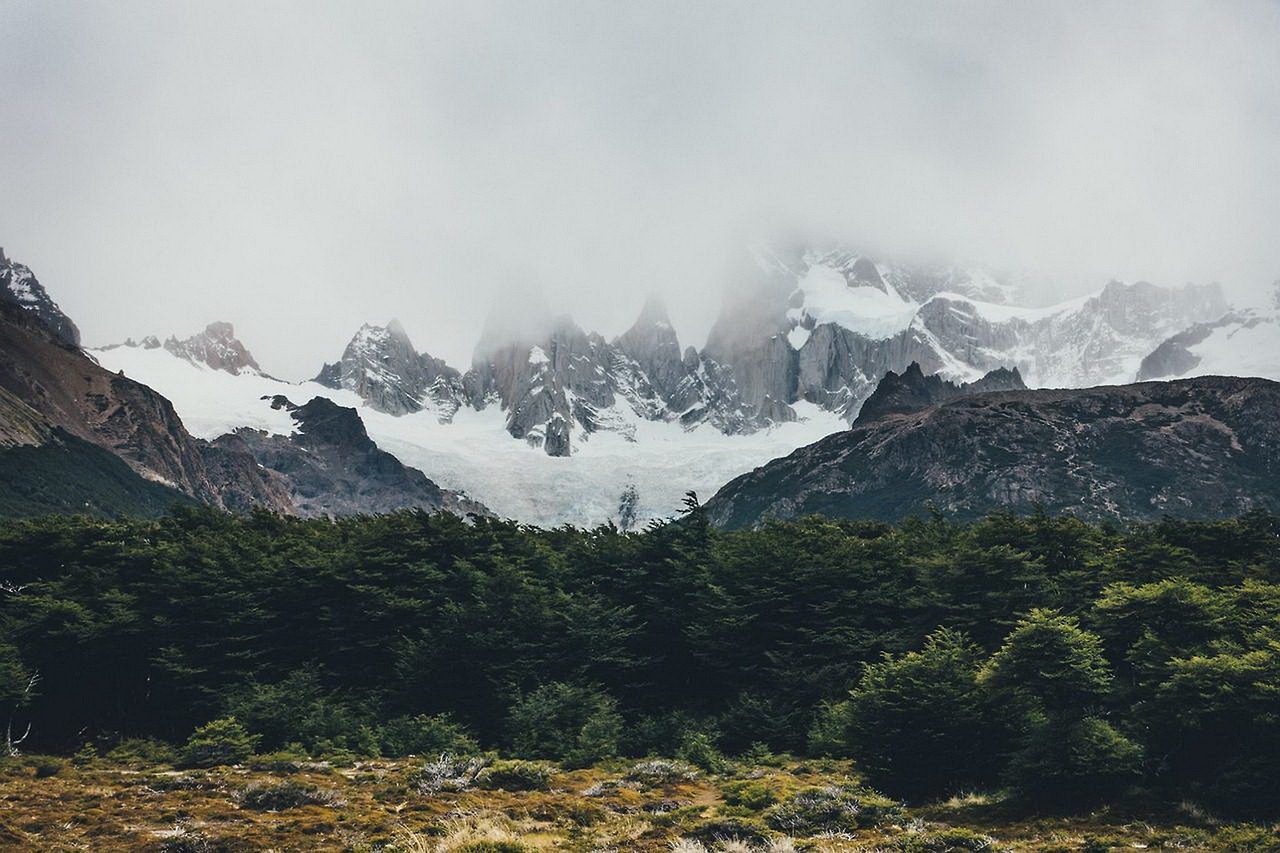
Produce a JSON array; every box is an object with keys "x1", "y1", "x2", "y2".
[{"x1": 706, "y1": 375, "x2": 1280, "y2": 528}]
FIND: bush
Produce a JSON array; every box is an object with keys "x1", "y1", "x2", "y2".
[
  {"x1": 895, "y1": 827, "x2": 997, "y2": 852},
  {"x1": 105, "y1": 738, "x2": 178, "y2": 766},
  {"x1": 722, "y1": 779, "x2": 782, "y2": 811},
  {"x1": 476, "y1": 759, "x2": 553, "y2": 791},
  {"x1": 718, "y1": 690, "x2": 805, "y2": 754},
  {"x1": 31, "y1": 757, "x2": 66, "y2": 778},
  {"x1": 246, "y1": 743, "x2": 312, "y2": 771},
  {"x1": 1004, "y1": 716, "x2": 1142, "y2": 806},
  {"x1": 683, "y1": 815, "x2": 771, "y2": 846},
  {"x1": 179, "y1": 717, "x2": 260, "y2": 768},
  {"x1": 623, "y1": 758, "x2": 699, "y2": 787},
  {"x1": 379, "y1": 712, "x2": 478, "y2": 757},
  {"x1": 413, "y1": 753, "x2": 490, "y2": 794},
  {"x1": 507, "y1": 682, "x2": 622, "y2": 768},
  {"x1": 807, "y1": 700, "x2": 853, "y2": 757},
  {"x1": 764, "y1": 785, "x2": 903, "y2": 836},
  {"x1": 225, "y1": 665, "x2": 376, "y2": 755},
  {"x1": 454, "y1": 843, "x2": 529, "y2": 853},
  {"x1": 238, "y1": 780, "x2": 346, "y2": 810},
  {"x1": 842, "y1": 630, "x2": 997, "y2": 799},
  {"x1": 676, "y1": 731, "x2": 727, "y2": 774}
]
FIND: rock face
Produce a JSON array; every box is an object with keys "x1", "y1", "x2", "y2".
[
  {"x1": 705, "y1": 375, "x2": 1280, "y2": 528},
  {"x1": 853, "y1": 362, "x2": 1026, "y2": 424},
  {"x1": 315, "y1": 321, "x2": 466, "y2": 420},
  {"x1": 1137, "y1": 283, "x2": 1280, "y2": 383},
  {"x1": 0, "y1": 247, "x2": 81, "y2": 347},
  {"x1": 216, "y1": 396, "x2": 488, "y2": 517},
  {"x1": 163, "y1": 321, "x2": 264, "y2": 375},
  {"x1": 0, "y1": 294, "x2": 293, "y2": 512},
  {"x1": 314, "y1": 245, "x2": 1226, "y2": 457}
]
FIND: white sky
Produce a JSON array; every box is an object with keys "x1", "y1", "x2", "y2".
[{"x1": 2, "y1": 1, "x2": 1279, "y2": 379}]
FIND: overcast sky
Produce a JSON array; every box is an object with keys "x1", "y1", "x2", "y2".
[{"x1": 2, "y1": 1, "x2": 1278, "y2": 379}]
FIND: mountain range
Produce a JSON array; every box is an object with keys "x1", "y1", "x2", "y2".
[{"x1": 2, "y1": 243, "x2": 1277, "y2": 526}]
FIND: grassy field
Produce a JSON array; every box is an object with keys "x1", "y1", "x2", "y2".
[{"x1": 0, "y1": 753, "x2": 1276, "y2": 852}]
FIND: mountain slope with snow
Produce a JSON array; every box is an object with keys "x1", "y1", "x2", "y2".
[
  {"x1": 1138, "y1": 285, "x2": 1280, "y2": 382},
  {"x1": 92, "y1": 342, "x2": 846, "y2": 527}
]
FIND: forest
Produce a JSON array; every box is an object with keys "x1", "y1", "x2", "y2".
[{"x1": 1, "y1": 499, "x2": 1278, "y2": 822}]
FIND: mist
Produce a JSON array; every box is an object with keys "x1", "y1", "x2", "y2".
[{"x1": 1, "y1": 1, "x2": 1278, "y2": 379}]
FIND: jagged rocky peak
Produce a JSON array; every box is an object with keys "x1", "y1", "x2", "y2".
[
  {"x1": 163, "y1": 321, "x2": 264, "y2": 375},
  {"x1": 316, "y1": 320, "x2": 465, "y2": 420},
  {"x1": 0, "y1": 247, "x2": 81, "y2": 347},
  {"x1": 614, "y1": 295, "x2": 690, "y2": 409},
  {"x1": 468, "y1": 311, "x2": 621, "y2": 457},
  {"x1": 855, "y1": 362, "x2": 1026, "y2": 424},
  {"x1": 225, "y1": 394, "x2": 489, "y2": 518}
]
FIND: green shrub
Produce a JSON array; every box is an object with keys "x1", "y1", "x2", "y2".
[
  {"x1": 507, "y1": 682, "x2": 622, "y2": 768},
  {"x1": 238, "y1": 780, "x2": 346, "y2": 810},
  {"x1": 105, "y1": 738, "x2": 178, "y2": 766},
  {"x1": 380, "y1": 712, "x2": 478, "y2": 757},
  {"x1": 807, "y1": 700, "x2": 853, "y2": 757},
  {"x1": 454, "y1": 843, "x2": 529, "y2": 853},
  {"x1": 683, "y1": 815, "x2": 771, "y2": 846},
  {"x1": 246, "y1": 743, "x2": 311, "y2": 771},
  {"x1": 476, "y1": 759, "x2": 552, "y2": 791},
  {"x1": 895, "y1": 827, "x2": 997, "y2": 852},
  {"x1": 225, "y1": 665, "x2": 375, "y2": 755},
  {"x1": 764, "y1": 785, "x2": 903, "y2": 835},
  {"x1": 842, "y1": 630, "x2": 997, "y2": 799},
  {"x1": 1004, "y1": 716, "x2": 1142, "y2": 806},
  {"x1": 721, "y1": 779, "x2": 781, "y2": 811},
  {"x1": 676, "y1": 731, "x2": 727, "y2": 774},
  {"x1": 179, "y1": 717, "x2": 260, "y2": 768}
]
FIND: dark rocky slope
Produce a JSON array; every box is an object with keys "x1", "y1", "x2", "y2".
[
  {"x1": 0, "y1": 298, "x2": 294, "y2": 512},
  {"x1": 706, "y1": 375, "x2": 1280, "y2": 528},
  {"x1": 853, "y1": 362, "x2": 1026, "y2": 424},
  {"x1": 217, "y1": 396, "x2": 488, "y2": 518}
]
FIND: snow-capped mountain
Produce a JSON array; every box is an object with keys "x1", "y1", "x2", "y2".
[
  {"x1": 1138, "y1": 282, "x2": 1280, "y2": 383},
  {"x1": 714, "y1": 247, "x2": 1227, "y2": 422},
  {"x1": 0, "y1": 246, "x2": 81, "y2": 347},
  {"x1": 314, "y1": 320, "x2": 466, "y2": 420},
  {"x1": 85, "y1": 242, "x2": 1245, "y2": 527},
  {"x1": 308, "y1": 246, "x2": 1224, "y2": 461},
  {"x1": 101, "y1": 321, "x2": 268, "y2": 377}
]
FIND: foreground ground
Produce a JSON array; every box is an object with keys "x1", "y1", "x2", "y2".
[{"x1": 0, "y1": 755, "x2": 1276, "y2": 852}]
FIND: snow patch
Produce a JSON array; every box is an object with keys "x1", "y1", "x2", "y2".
[
  {"x1": 788, "y1": 264, "x2": 919, "y2": 340},
  {"x1": 93, "y1": 344, "x2": 848, "y2": 528}
]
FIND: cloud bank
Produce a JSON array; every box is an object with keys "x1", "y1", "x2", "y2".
[{"x1": 1, "y1": 1, "x2": 1278, "y2": 377}]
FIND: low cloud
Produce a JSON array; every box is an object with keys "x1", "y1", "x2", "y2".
[{"x1": 2, "y1": 1, "x2": 1278, "y2": 378}]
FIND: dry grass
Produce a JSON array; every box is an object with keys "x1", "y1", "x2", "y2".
[{"x1": 0, "y1": 754, "x2": 1274, "y2": 851}]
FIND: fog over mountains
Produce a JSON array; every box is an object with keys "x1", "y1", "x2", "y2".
[{"x1": 62, "y1": 240, "x2": 1273, "y2": 527}]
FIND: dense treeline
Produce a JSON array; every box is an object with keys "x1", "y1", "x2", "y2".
[{"x1": 1, "y1": 501, "x2": 1278, "y2": 815}]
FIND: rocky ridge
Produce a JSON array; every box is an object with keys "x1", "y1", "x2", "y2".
[
  {"x1": 705, "y1": 374, "x2": 1280, "y2": 528},
  {"x1": 216, "y1": 395, "x2": 488, "y2": 518},
  {"x1": 314, "y1": 246, "x2": 1228, "y2": 457},
  {"x1": 102, "y1": 322, "x2": 267, "y2": 376},
  {"x1": 0, "y1": 246, "x2": 81, "y2": 347}
]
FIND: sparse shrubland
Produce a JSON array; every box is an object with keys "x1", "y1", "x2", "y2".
[{"x1": 1, "y1": 504, "x2": 1279, "y2": 848}]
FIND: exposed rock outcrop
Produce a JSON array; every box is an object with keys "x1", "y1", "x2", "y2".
[
  {"x1": 163, "y1": 321, "x2": 264, "y2": 375},
  {"x1": 0, "y1": 247, "x2": 81, "y2": 347},
  {"x1": 706, "y1": 375, "x2": 1280, "y2": 528},
  {"x1": 0, "y1": 295, "x2": 293, "y2": 512},
  {"x1": 854, "y1": 362, "x2": 1026, "y2": 424},
  {"x1": 315, "y1": 321, "x2": 466, "y2": 420},
  {"x1": 218, "y1": 396, "x2": 488, "y2": 517}
]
